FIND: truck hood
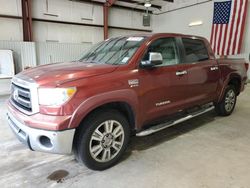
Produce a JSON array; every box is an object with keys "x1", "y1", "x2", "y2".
[{"x1": 17, "y1": 61, "x2": 118, "y2": 86}]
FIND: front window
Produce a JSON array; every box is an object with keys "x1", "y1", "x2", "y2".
[
  {"x1": 80, "y1": 36, "x2": 146, "y2": 65},
  {"x1": 142, "y1": 37, "x2": 180, "y2": 67}
]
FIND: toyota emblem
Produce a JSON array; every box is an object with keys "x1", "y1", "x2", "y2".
[{"x1": 13, "y1": 89, "x2": 19, "y2": 101}]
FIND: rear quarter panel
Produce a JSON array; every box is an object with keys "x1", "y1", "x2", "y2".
[{"x1": 217, "y1": 59, "x2": 248, "y2": 101}]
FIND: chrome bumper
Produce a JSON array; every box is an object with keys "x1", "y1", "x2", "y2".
[{"x1": 6, "y1": 110, "x2": 75, "y2": 154}]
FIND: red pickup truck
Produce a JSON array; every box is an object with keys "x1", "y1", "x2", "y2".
[{"x1": 7, "y1": 33, "x2": 248, "y2": 170}]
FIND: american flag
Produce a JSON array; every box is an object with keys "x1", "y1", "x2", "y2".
[{"x1": 210, "y1": 0, "x2": 248, "y2": 56}]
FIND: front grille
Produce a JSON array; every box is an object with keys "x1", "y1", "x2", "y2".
[{"x1": 11, "y1": 83, "x2": 32, "y2": 112}]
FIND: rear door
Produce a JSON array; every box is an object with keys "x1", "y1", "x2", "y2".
[{"x1": 180, "y1": 37, "x2": 220, "y2": 106}]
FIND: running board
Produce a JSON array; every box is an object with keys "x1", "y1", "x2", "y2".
[{"x1": 136, "y1": 106, "x2": 215, "y2": 137}]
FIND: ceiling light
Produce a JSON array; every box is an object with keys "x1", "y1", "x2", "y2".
[
  {"x1": 189, "y1": 21, "x2": 203, "y2": 27},
  {"x1": 144, "y1": 0, "x2": 151, "y2": 7}
]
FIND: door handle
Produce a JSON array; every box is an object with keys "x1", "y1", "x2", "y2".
[
  {"x1": 176, "y1": 70, "x2": 188, "y2": 76},
  {"x1": 210, "y1": 66, "x2": 219, "y2": 71}
]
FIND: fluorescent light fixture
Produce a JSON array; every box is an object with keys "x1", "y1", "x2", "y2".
[
  {"x1": 144, "y1": 0, "x2": 151, "y2": 7},
  {"x1": 189, "y1": 21, "x2": 203, "y2": 27}
]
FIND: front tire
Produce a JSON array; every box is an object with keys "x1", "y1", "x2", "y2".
[
  {"x1": 74, "y1": 109, "x2": 130, "y2": 170},
  {"x1": 215, "y1": 85, "x2": 237, "y2": 116}
]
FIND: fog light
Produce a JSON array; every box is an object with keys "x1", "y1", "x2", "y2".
[{"x1": 39, "y1": 136, "x2": 53, "y2": 148}]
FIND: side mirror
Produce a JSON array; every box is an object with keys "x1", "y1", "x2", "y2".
[{"x1": 140, "y1": 52, "x2": 163, "y2": 68}]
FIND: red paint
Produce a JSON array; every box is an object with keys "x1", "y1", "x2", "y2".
[
  {"x1": 214, "y1": 25, "x2": 219, "y2": 54},
  {"x1": 7, "y1": 33, "x2": 248, "y2": 132},
  {"x1": 227, "y1": 0, "x2": 238, "y2": 55},
  {"x1": 238, "y1": 0, "x2": 248, "y2": 53},
  {"x1": 232, "y1": 0, "x2": 243, "y2": 54}
]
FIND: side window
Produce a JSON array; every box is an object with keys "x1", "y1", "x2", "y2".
[
  {"x1": 182, "y1": 38, "x2": 209, "y2": 63},
  {"x1": 143, "y1": 38, "x2": 179, "y2": 67}
]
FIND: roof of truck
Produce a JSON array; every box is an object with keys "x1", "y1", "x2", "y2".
[{"x1": 113, "y1": 33, "x2": 207, "y2": 41}]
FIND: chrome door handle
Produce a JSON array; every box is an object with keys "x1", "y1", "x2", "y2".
[
  {"x1": 176, "y1": 70, "x2": 187, "y2": 76},
  {"x1": 210, "y1": 66, "x2": 219, "y2": 71}
]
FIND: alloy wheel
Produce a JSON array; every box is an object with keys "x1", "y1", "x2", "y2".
[
  {"x1": 225, "y1": 89, "x2": 236, "y2": 112},
  {"x1": 89, "y1": 120, "x2": 125, "y2": 163}
]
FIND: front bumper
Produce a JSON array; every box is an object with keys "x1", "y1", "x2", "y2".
[{"x1": 6, "y1": 110, "x2": 75, "y2": 154}]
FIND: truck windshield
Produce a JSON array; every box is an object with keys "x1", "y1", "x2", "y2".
[{"x1": 79, "y1": 36, "x2": 146, "y2": 65}]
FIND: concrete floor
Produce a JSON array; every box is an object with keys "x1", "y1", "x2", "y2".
[{"x1": 0, "y1": 86, "x2": 250, "y2": 188}]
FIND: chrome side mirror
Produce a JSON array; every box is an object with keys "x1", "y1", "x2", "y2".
[{"x1": 140, "y1": 52, "x2": 163, "y2": 68}]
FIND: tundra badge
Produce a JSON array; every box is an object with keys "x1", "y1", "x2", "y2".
[
  {"x1": 156, "y1": 100, "x2": 171, "y2": 107},
  {"x1": 128, "y1": 79, "x2": 139, "y2": 88}
]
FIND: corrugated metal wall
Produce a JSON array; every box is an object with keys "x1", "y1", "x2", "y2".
[
  {"x1": 0, "y1": 41, "x2": 36, "y2": 72},
  {"x1": 0, "y1": 41, "x2": 92, "y2": 73},
  {"x1": 36, "y1": 42, "x2": 91, "y2": 65}
]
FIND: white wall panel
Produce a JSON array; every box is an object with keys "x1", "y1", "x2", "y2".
[
  {"x1": 71, "y1": 1, "x2": 94, "y2": 23},
  {"x1": 35, "y1": 42, "x2": 91, "y2": 65},
  {"x1": 33, "y1": 21, "x2": 103, "y2": 43},
  {"x1": 0, "y1": 41, "x2": 36, "y2": 71},
  {"x1": 0, "y1": 18, "x2": 23, "y2": 41},
  {"x1": 153, "y1": 2, "x2": 213, "y2": 39},
  {"x1": 109, "y1": 29, "x2": 148, "y2": 38},
  {"x1": 0, "y1": 41, "x2": 92, "y2": 72},
  {"x1": 92, "y1": 5, "x2": 103, "y2": 25},
  {"x1": 32, "y1": 0, "x2": 99, "y2": 24},
  {"x1": 0, "y1": 0, "x2": 21, "y2": 16},
  {"x1": 109, "y1": 8, "x2": 152, "y2": 30}
]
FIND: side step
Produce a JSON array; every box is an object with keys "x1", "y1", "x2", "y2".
[{"x1": 136, "y1": 105, "x2": 215, "y2": 137}]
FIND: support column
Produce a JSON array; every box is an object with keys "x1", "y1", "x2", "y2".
[
  {"x1": 103, "y1": 4, "x2": 109, "y2": 40},
  {"x1": 103, "y1": 0, "x2": 116, "y2": 40},
  {"x1": 21, "y1": 0, "x2": 33, "y2": 41}
]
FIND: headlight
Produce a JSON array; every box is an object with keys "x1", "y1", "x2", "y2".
[{"x1": 38, "y1": 87, "x2": 77, "y2": 106}]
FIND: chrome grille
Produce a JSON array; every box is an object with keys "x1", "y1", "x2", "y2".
[
  {"x1": 11, "y1": 83, "x2": 32, "y2": 112},
  {"x1": 10, "y1": 76, "x2": 39, "y2": 115}
]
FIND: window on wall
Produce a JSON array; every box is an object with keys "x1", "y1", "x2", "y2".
[
  {"x1": 143, "y1": 38, "x2": 180, "y2": 67},
  {"x1": 182, "y1": 38, "x2": 209, "y2": 63}
]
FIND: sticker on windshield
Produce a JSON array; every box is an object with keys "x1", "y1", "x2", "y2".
[
  {"x1": 126, "y1": 37, "x2": 144, "y2": 42},
  {"x1": 122, "y1": 57, "x2": 130, "y2": 63}
]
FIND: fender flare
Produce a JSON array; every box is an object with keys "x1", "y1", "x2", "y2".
[
  {"x1": 218, "y1": 73, "x2": 242, "y2": 102},
  {"x1": 68, "y1": 89, "x2": 139, "y2": 129}
]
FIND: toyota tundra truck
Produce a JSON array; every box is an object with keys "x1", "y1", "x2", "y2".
[{"x1": 6, "y1": 33, "x2": 249, "y2": 170}]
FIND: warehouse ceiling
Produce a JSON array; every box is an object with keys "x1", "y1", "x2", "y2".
[
  {"x1": 114, "y1": 0, "x2": 174, "y2": 10},
  {"x1": 76, "y1": 0, "x2": 174, "y2": 11}
]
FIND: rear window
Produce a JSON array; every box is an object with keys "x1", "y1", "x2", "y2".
[{"x1": 182, "y1": 38, "x2": 209, "y2": 63}]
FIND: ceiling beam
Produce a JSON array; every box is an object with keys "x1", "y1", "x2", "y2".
[
  {"x1": 117, "y1": 0, "x2": 162, "y2": 10},
  {"x1": 71, "y1": 0, "x2": 152, "y2": 13},
  {"x1": 107, "y1": 0, "x2": 117, "y2": 6}
]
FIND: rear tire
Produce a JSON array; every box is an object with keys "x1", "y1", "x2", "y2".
[
  {"x1": 74, "y1": 109, "x2": 130, "y2": 170},
  {"x1": 215, "y1": 85, "x2": 237, "y2": 116}
]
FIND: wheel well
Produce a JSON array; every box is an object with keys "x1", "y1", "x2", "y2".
[
  {"x1": 72, "y1": 102, "x2": 136, "y2": 153},
  {"x1": 228, "y1": 77, "x2": 241, "y2": 95},
  {"x1": 78, "y1": 102, "x2": 136, "y2": 131}
]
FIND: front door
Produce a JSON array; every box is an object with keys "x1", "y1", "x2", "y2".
[{"x1": 138, "y1": 37, "x2": 191, "y2": 125}]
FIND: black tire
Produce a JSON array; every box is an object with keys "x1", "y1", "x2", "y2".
[
  {"x1": 215, "y1": 85, "x2": 237, "y2": 116},
  {"x1": 73, "y1": 109, "x2": 130, "y2": 170}
]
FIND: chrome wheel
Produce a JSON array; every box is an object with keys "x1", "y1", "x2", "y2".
[
  {"x1": 89, "y1": 120, "x2": 125, "y2": 163},
  {"x1": 225, "y1": 89, "x2": 236, "y2": 112}
]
